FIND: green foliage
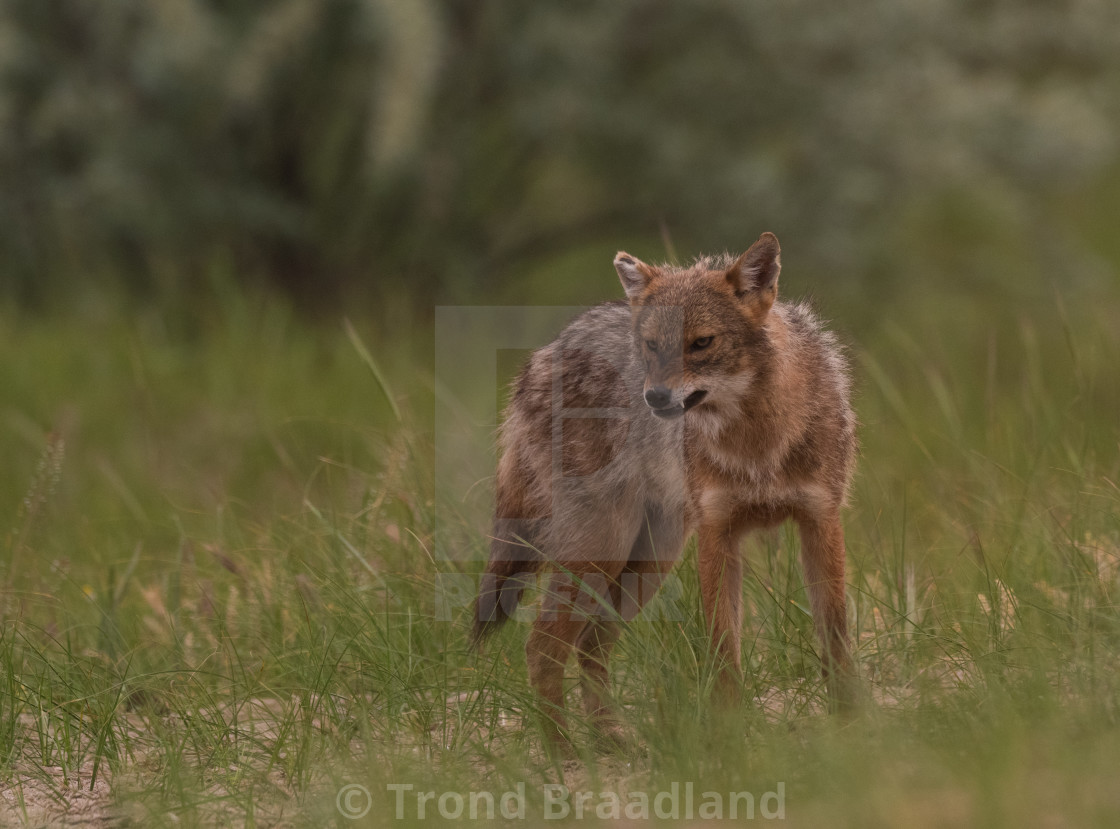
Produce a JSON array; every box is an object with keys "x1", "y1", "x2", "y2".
[{"x1": 2, "y1": 0, "x2": 1119, "y2": 306}]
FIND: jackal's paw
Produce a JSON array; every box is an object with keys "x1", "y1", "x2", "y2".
[
  {"x1": 541, "y1": 731, "x2": 577, "y2": 762},
  {"x1": 594, "y1": 722, "x2": 641, "y2": 757},
  {"x1": 825, "y1": 671, "x2": 865, "y2": 719}
]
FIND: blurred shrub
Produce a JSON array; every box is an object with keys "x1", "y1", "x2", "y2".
[{"x1": 1, "y1": 0, "x2": 1118, "y2": 309}]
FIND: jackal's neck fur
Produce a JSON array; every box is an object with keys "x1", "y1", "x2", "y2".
[{"x1": 689, "y1": 302, "x2": 827, "y2": 472}]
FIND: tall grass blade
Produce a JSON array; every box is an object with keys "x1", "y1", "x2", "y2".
[{"x1": 344, "y1": 317, "x2": 402, "y2": 422}]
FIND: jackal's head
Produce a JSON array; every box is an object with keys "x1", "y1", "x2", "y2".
[{"x1": 614, "y1": 232, "x2": 781, "y2": 420}]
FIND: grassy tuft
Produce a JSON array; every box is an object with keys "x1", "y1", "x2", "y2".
[{"x1": 2, "y1": 283, "x2": 1120, "y2": 826}]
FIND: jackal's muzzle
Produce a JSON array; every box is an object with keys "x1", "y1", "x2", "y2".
[{"x1": 646, "y1": 388, "x2": 708, "y2": 419}]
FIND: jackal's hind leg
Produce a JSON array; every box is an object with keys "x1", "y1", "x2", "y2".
[
  {"x1": 526, "y1": 609, "x2": 589, "y2": 752},
  {"x1": 575, "y1": 507, "x2": 685, "y2": 745},
  {"x1": 527, "y1": 562, "x2": 627, "y2": 751},
  {"x1": 575, "y1": 614, "x2": 622, "y2": 726}
]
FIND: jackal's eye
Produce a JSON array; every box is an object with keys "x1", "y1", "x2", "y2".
[
  {"x1": 690, "y1": 336, "x2": 714, "y2": 351},
  {"x1": 645, "y1": 340, "x2": 658, "y2": 353}
]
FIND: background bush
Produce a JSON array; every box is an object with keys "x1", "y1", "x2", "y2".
[{"x1": 3, "y1": 0, "x2": 1119, "y2": 311}]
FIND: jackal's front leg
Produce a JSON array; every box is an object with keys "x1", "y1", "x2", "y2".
[
  {"x1": 697, "y1": 524, "x2": 743, "y2": 705},
  {"x1": 796, "y1": 508, "x2": 857, "y2": 711}
]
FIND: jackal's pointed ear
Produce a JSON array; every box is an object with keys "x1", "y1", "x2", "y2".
[
  {"x1": 614, "y1": 252, "x2": 655, "y2": 300},
  {"x1": 727, "y1": 232, "x2": 781, "y2": 317}
]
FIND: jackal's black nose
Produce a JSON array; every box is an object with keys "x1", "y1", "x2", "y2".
[{"x1": 644, "y1": 386, "x2": 671, "y2": 409}]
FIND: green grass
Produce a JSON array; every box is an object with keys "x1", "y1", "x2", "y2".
[{"x1": 2, "y1": 279, "x2": 1120, "y2": 827}]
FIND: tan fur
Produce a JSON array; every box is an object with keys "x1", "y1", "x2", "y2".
[{"x1": 473, "y1": 233, "x2": 858, "y2": 748}]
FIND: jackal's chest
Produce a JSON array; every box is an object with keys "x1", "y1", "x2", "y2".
[
  {"x1": 684, "y1": 434, "x2": 821, "y2": 529},
  {"x1": 640, "y1": 434, "x2": 688, "y2": 509},
  {"x1": 688, "y1": 478, "x2": 817, "y2": 531}
]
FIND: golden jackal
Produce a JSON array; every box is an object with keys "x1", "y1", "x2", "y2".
[{"x1": 473, "y1": 232, "x2": 857, "y2": 746}]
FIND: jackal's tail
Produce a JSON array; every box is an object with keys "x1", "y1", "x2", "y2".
[{"x1": 470, "y1": 531, "x2": 543, "y2": 648}]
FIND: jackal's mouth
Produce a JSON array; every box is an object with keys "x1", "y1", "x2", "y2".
[
  {"x1": 651, "y1": 390, "x2": 708, "y2": 419},
  {"x1": 683, "y1": 390, "x2": 708, "y2": 410}
]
